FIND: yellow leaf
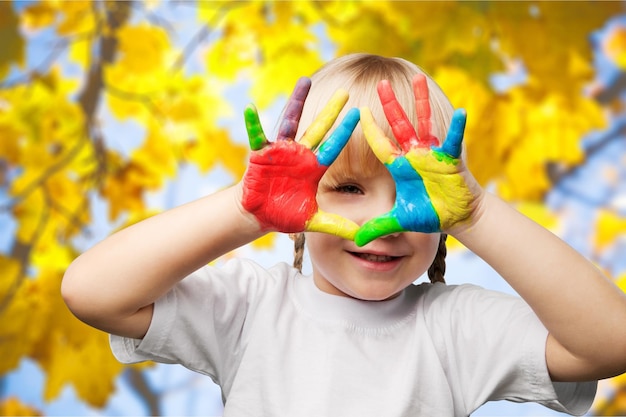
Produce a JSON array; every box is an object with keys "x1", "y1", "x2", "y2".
[
  {"x1": 186, "y1": 127, "x2": 248, "y2": 179},
  {"x1": 101, "y1": 165, "x2": 146, "y2": 221},
  {"x1": 595, "y1": 210, "x2": 626, "y2": 249},
  {"x1": 441, "y1": 74, "x2": 606, "y2": 201},
  {"x1": 617, "y1": 273, "x2": 626, "y2": 293},
  {"x1": 68, "y1": 36, "x2": 91, "y2": 69},
  {"x1": 132, "y1": 126, "x2": 178, "y2": 182},
  {"x1": 101, "y1": 127, "x2": 180, "y2": 219},
  {"x1": 11, "y1": 188, "x2": 45, "y2": 244},
  {"x1": 0, "y1": 2, "x2": 25, "y2": 79},
  {"x1": 250, "y1": 45, "x2": 323, "y2": 108},
  {"x1": 56, "y1": 0, "x2": 96, "y2": 36},
  {"x1": 22, "y1": 1, "x2": 57, "y2": 30},
  {"x1": 31, "y1": 239, "x2": 74, "y2": 273},
  {"x1": 203, "y1": 1, "x2": 323, "y2": 107},
  {"x1": 515, "y1": 202, "x2": 558, "y2": 230},
  {"x1": 434, "y1": 66, "x2": 509, "y2": 188},
  {"x1": 445, "y1": 235, "x2": 464, "y2": 251},
  {"x1": 492, "y1": 2, "x2": 620, "y2": 91},
  {"x1": 206, "y1": 29, "x2": 257, "y2": 80},
  {"x1": 41, "y1": 328, "x2": 123, "y2": 406},
  {"x1": 27, "y1": 268, "x2": 124, "y2": 406},
  {"x1": 0, "y1": 274, "x2": 47, "y2": 375},
  {"x1": 603, "y1": 25, "x2": 626, "y2": 69},
  {"x1": 0, "y1": 397, "x2": 41, "y2": 416},
  {"x1": 325, "y1": 2, "x2": 407, "y2": 57},
  {"x1": 251, "y1": 232, "x2": 277, "y2": 250},
  {"x1": 45, "y1": 168, "x2": 91, "y2": 239},
  {"x1": 0, "y1": 255, "x2": 21, "y2": 300},
  {"x1": 0, "y1": 119, "x2": 23, "y2": 164},
  {"x1": 115, "y1": 24, "x2": 171, "y2": 75}
]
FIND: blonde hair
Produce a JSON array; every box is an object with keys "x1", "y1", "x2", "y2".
[{"x1": 293, "y1": 53, "x2": 454, "y2": 284}]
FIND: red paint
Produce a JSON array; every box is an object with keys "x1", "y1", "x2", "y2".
[
  {"x1": 377, "y1": 77, "x2": 439, "y2": 151},
  {"x1": 242, "y1": 141, "x2": 327, "y2": 233}
]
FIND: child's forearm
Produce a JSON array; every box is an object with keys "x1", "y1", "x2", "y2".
[
  {"x1": 453, "y1": 192, "x2": 626, "y2": 381},
  {"x1": 62, "y1": 182, "x2": 264, "y2": 338}
]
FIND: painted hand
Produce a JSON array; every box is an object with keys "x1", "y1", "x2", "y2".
[
  {"x1": 242, "y1": 77, "x2": 361, "y2": 239},
  {"x1": 355, "y1": 74, "x2": 476, "y2": 247}
]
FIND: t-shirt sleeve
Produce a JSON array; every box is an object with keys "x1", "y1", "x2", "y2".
[
  {"x1": 422, "y1": 283, "x2": 596, "y2": 416},
  {"x1": 110, "y1": 259, "x2": 285, "y2": 384}
]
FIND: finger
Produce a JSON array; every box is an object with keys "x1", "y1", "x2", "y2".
[
  {"x1": 244, "y1": 104, "x2": 268, "y2": 151},
  {"x1": 277, "y1": 77, "x2": 312, "y2": 141},
  {"x1": 316, "y1": 108, "x2": 360, "y2": 167},
  {"x1": 299, "y1": 89, "x2": 349, "y2": 149},
  {"x1": 412, "y1": 74, "x2": 433, "y2": 145},
  {"x1": 354, "y1": 214, "x2": 405, "y2": 247},
  {"x1": 305, "y1": 210, "x2": 359, "y2": 241},
  {"x1": 377, "y1": 80, "x2": 418, "y2": 152},
  {"x1": 437, "y1": 108, "x2": 467, "y2": 159},
  {"x1": 360, "y1": 107, "x2": 399, "y2": 165}
]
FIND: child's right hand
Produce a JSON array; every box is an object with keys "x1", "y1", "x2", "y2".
[{"x1": 241, "y1": 77, "x2": 361, "y2": 240}]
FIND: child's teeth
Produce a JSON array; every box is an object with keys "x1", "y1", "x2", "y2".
[{"x1": 359, "y1": 253, "x2": 393, "y2": 262}]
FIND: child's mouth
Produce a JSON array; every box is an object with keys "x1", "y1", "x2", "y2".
[{"x1": 349, "y1": 252, "x2": 398, "y2": 263}]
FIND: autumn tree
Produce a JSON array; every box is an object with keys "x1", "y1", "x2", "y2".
[{"x1": 1, "y1": 0, "x2": 625, "y2": 414}]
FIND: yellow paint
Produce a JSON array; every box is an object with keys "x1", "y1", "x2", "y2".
[
  {"x1": 300, "y1": 89, "x2": 349, "y2": 149},
  {"x1": 406, "y1": 150, "x2": 474, "y2": 229},
  {"x1": 305, "y1": 210, "x2": 359, "y2": 240},
  {"x1": 360, "y1": 107, "x2": 397, "y2": 165}
]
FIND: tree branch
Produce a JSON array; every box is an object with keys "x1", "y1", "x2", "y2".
[
  {"x1": 0, "y1": 138, "x2": 87, "y2": 212},
  {"x1": 0, "y1": 191, "x2": 50, "y2": 313},
  {"x1": 127, "y1": 368, "x2": 161, "y2": 416}
]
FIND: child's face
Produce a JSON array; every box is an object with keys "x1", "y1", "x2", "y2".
[{"x1": 307, "y1": 161, "x2": 440, "y2": 301}]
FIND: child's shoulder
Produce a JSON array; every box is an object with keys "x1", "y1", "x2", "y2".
[
  {"x1": 199, "y1": 258, "x2": 297, "y2": 279},
  {"x1": 184, "y1": 258, "x2": 298, "y2": 298}
]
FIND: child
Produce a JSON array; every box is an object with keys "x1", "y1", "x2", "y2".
[{"x1": 62, "y1": 53, "x2": 626, "y2": 416}]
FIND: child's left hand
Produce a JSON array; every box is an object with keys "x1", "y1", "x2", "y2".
[{"x1": 355, "y1": 75, "x2": 482, "y2": 247}]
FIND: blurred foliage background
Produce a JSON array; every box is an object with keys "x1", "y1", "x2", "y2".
[{"x1": 1, "y1": 0, "x2": 626, "y2": 415}]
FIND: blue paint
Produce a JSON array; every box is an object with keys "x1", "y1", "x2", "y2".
[
  {"x1": 355, "y1": 155, "x2": 441, "y2": 246},
  {"x1": 387, "y1": 157, "x2": 441, "y2": 233},
  {"x1": 433, "y1": 109, "x2": 466, "y2": 159},
  {"x1": 316, "y1": 108, "x2": 360, "y2": 167}
]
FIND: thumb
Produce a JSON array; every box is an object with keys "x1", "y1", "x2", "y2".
[
  {"x1": 305, "y1": 210, "x2": 359, "y2": 240},
  {"x1": 355, "y1": 213, "x2": 404, "y2": 247}
]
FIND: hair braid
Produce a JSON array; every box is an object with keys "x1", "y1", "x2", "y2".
[
  {"x1": 292, "y1": 233, "x2": 306, "y2": 272},
  {"x1": 427, "y1": 234, "x2": 447, "y2": 284}
]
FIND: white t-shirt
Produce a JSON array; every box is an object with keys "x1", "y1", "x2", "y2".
[{"x1": 111, "y1": 259, "x2": 596, "y2": 417}]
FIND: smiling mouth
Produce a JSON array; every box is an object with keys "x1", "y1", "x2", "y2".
[{"x1": 349, "y1": 252, "x2": 399, "y2": 263}]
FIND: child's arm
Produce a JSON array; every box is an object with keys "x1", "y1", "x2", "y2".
[
  {"x1": 356, "y1": 74, "x2": 626, "y2": 382},
  {"x1": 62, "y1": 77, "x2": 360, "y2": 340},
  {"x1": 62, "y1": 184, "x2": 258, "y2": 339},
  {"x1": 453, "y1": 192, "x2": 626, "y2": 382}
]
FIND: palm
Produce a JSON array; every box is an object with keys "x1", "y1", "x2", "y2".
[
  {"x1": 243, "y1": 140, "x2": 326, "y2": 233},
  {"x1": 241, "y1": 77, "x2": 361, "y2": 239},
  {"x1": 355, "y1": 74, "x2": 472, "y2": 247}
]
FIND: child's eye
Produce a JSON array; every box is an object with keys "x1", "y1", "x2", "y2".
[{"x1": 335, "y1": 184, "x2": 363, "y2": 194}]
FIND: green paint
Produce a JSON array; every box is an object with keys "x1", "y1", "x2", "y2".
[
  {"x1": 432, "y1": 149, "x2": 459, "y2": 166},
  {"x1": 355, "y1": 215, "x2": 404, "y2": 247},
  {"x1": 244, "y1": 105, "x2": 267, "y2": 151}
]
